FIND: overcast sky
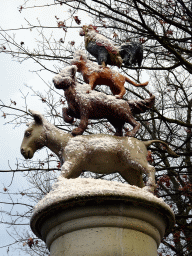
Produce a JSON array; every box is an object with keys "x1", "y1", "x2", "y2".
[
  {"x1": 0, "y1": 2, "x2": 148, "y2": 255},
  {"x1": 1, "y1": 3, "x2": 41, "y2": 255},
  {"x1": 0, "y1": 1, "x2": 86, "y2": 255}
]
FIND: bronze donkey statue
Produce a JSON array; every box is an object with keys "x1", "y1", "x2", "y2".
[
  {"x1": 20, "y1": 110, "x2": 178, "y2": 193},
  {"x1": 53, "y1": 65, "x2": 155, "y2": 137}
]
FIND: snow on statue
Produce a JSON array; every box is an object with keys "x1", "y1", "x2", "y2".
[
  {"x1": 79, "y1": 25, "x2": 144, "y2": 68},
  {"x1": 71, "y1": 50, "x2": 149, "y2": 99},
  {"x1": 20, "y1": 110, "x2": 178, "y2": 193},
  {"x1": 53, "y1": 65, "x2": 155, "y2": 137}
]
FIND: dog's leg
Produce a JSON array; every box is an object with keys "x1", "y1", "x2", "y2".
[
  {"x1": 72, "y1": 115, "x2": 88, "y2": 136},
  {"x1": 108, "y1": 118, "x2": 124, "y2": 136},
  {"x1": 125, "y1": 116, "x2": 140, "y2": 137},
  {"x1": 62, "y1": 107, "x2": 74, "y2": 123}
]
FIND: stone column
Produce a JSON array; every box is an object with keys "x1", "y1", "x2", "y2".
[{"x1": 30, "y1": 177, "x2": 175, "y2": 256}]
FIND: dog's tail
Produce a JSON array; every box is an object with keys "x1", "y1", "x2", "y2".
[
  {"x1": 128, "y1": 92, "x2": 155, "y2": 114},
  {"x1": 125, "y1": 76, "x2": 148, "y2": 87}
]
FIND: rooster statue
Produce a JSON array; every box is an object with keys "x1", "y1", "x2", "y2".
[{"x1": 79, "y1": 25, "x2": 143, "y2": 68}]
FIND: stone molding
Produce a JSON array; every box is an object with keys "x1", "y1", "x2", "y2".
[{"x1": 30, "y1": 178, "x2": 175, "y2": 255}]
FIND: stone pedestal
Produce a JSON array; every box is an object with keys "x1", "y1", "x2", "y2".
[{"x1": 30, "y1": 177, "x2": 175, "y2": 256}]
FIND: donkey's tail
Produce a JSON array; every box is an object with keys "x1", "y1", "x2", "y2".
[{"x1": 143, "y1": 140, "x2": 178, "y2": 158}]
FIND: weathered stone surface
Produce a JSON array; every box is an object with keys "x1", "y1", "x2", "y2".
[{"x1": 30, "y1": 178, "x2": 175, "y2": 256}]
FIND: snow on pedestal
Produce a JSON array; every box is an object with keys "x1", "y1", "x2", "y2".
[{"x1": 30, "y1": 177, "x2": 175, "y2": 256}]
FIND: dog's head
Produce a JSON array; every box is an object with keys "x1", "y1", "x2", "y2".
[{"x1": 53, "y1": 65, "x2": 77, "y2": 90}]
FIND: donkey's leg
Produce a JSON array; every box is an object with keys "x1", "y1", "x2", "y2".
[
  {"x1": 120, "y1": 169, "x2": 145, "y2": 188},
  {"x1": 61, "y1": 159, "x2": 83, "y2": 179},
  {"x1": 142, "y1": 164, "x2": 156, "y2": 193},
  {"x1": 146, "y1": 165, "x2": 156, "y2": 192}
]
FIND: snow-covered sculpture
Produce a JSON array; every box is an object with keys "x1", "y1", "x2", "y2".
[
  {"x1": 71, "y1": 51, "x2": 148, "y2": 99},
  {"x1": 20, "y1": 110, "x2": 178, "y2": 193},
  {"x1": 53, "y1": 65, "x2": 155, "y2": 137},
  {"x1": 79, "y1": 25, "x2": 143, "y2": 67}
]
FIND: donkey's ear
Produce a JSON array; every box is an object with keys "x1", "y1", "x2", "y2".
[
  {"x1": 29, "y1": 109, "x2": 43, "y2": 125},
  {"x1": 71, "y1": 65, "x2": 77, "y2": 79}
]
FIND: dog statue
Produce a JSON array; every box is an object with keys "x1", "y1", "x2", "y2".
[{"x1": 53, "y1": 65, "x2": 155, "y2": 137}]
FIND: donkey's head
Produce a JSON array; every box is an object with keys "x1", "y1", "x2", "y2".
[
  {"x1": 20, "y1": 110, "x2": 47, "y2": 159},
  {"x1": 53, "y1": 65, "x2": 77, "y2": 90}
]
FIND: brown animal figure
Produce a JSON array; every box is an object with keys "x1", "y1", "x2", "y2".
[
  {"x1": 71, "y1": 51, "x2": 148, "y2": 99},
  {"x1": 53, "y1": 65, "x2": 155, "y2": 137},
  {"x1": 20, "y1": 110, "x2": 178, "y2": 193}
]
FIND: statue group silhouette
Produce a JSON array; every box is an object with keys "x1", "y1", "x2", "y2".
[
  {"x1": 20, "y1": 25, "x2": 178, "y2": 193},
  {"x1": 53, "y1": 25, "x2": 154, "y2": 137}
]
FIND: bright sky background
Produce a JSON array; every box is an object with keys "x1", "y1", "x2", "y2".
[
  {"x1": 0, "y1": 1, "x2": 87, "y2": 255},
  {"x1": 0, "y1": 2, "x2": 36, "y2": 255},
  {"x1": 0, "y1": 1, "x2": 149, "y2": 255}
]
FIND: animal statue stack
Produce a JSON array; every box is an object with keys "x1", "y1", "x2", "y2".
[
  {"x1": 53, "y1": 65, "x2": 154, "y2": 137},
  {"x1": 20, "y1": 25, "x2": 179, "y2": 193}
]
